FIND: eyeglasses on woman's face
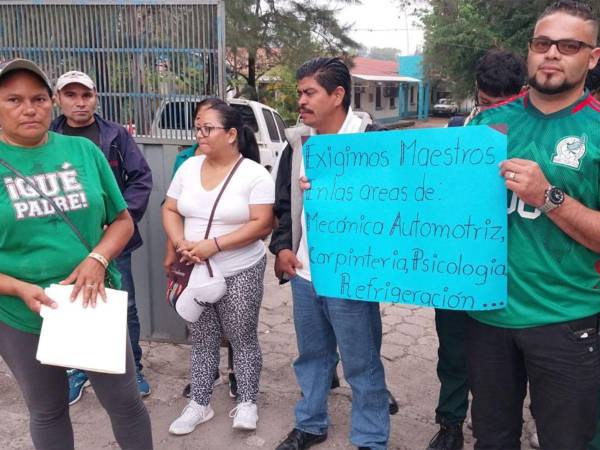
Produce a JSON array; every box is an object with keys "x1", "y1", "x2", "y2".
[{"x1": 195, "y1": 125, "x2": 227, "y2": 138}]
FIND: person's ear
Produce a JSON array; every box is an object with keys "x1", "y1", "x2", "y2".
[
  {"x1": 333, "y1": 86, "x2": 345, "y2": 108},
  {"x1": 589, "y1": 47, "x2": 600, "y2": 70},
  {"x1": 227, "y1": 127, "x2": 238, "y2": 145}
]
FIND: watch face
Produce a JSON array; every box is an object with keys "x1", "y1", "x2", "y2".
[{"x1": 549, "y1": 187, "x2": 565, "y2": 205}]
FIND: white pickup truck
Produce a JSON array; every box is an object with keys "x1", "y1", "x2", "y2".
[
  {"x1": 150, "y1": 97, "x2": 288, "y2": 172},
  {"x1": 432, "y1": 98, "x2": 459, "y2": 117}
]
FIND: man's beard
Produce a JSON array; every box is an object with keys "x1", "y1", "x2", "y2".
[{"x1": 528, "y1": 74, "x2": 580, "y2": 95}]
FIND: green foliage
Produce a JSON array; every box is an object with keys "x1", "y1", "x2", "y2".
[
  {"x1": 226, "y1": 0, "x2": 360, "y2": 88},
  {"x1": 258, "y1": 66, "x2": 300, "y2": 125},
  {"x1": 226, "y1": 0, "x2": 360, "y2": 121},
  {"x1": 405, "y1": 0, "x2": 600, "y2": 97}
]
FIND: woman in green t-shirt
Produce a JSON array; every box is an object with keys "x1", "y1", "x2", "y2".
[{"x1": 0, "y1": 59, "x2": 153, "y2": 449}]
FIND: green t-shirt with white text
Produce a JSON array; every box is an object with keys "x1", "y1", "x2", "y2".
[
  {"x1": 0, "y1": 132, "x2": 127, "y2": 334},
  {"x1": 469, "y1": 92, "x2": 600, "y2": 328}
]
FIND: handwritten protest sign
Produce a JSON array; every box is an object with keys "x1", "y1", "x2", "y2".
[{"x1": 302, "y1": 125, "x2": 507, "y2": 311}]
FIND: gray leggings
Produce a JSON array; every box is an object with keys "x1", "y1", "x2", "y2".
[{"x1": 0, "y1": 320, "x2": 153, "y2": 450}]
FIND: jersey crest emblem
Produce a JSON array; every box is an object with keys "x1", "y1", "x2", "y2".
[{"x1": 552, "y1": 135, "x2": 586, "y2": 169}]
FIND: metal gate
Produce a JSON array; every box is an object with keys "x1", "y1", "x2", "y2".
[
  {"x1": 0, "y1": 0, "x2": 227, "y2": 343},
  {"x1": 0, "y1": 0, "x2": 226, "y2": 139}
]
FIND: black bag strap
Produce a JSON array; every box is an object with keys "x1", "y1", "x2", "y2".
[
  {"x1": 203, "y1": 156, "x2": 244, "y2": 277},
  {"x1": 0, "y1": 158, "x2": 93, "y2": 251}
]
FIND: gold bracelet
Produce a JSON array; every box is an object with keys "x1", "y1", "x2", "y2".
[{"x1": 88, "y1": 252, "x2": 109, "y2": 269}]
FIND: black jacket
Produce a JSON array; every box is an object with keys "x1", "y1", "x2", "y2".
[
  {"x1": 50, "y1": 114, "x2": 153, "y2": 253},
  {"x1": 269, "y1": 122, "x2": 382, "y2": 258}
]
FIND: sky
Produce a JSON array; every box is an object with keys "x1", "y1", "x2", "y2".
[{"x1": 334, "y1": 0, "x2": 424, "y2": 55}]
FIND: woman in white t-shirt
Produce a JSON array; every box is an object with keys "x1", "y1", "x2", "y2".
[{"x1": 162, "y1": 98, "x2": 274, "y2": 434}]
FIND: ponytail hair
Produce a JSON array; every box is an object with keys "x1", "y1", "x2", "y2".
[
  {"x1": 195, "y1": 97, "x2": 260, "y2": 164},
  {"x1": 238, "y1": 126, "x2": 260, "y2": 163}
]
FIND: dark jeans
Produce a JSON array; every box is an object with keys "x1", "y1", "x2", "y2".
[
  {"x1": 590, "y1": 394, "x2": 600, "y2": 450},
  {"x1": 434, "y1": 309, "x2": 469, "y2": 425},
  {"x1": 467, "y1": 315, "x2": 600, "y2": 450},
  {"x1": 0, "y1": 320, "x2": 153, "y2": 450},
  {"x1": 115, "y1": 252, "x2": 143, "y2": 372}
]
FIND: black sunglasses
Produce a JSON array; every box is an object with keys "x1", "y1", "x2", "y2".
[{"x1": 529, "y1": 37, "x2": 595, "y2": 55}]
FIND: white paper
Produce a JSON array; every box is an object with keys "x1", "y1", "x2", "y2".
[{"x1": 36, "y1": 284, "x2": 128, "y2": 374}]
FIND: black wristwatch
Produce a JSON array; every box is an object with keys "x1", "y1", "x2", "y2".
[{"x1": 539, "y1": 185, "x2": 565, "y2": 213}]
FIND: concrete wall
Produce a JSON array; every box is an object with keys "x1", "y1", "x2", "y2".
[
  {"x1": 398, "y1": 55, "x2": 424, "y2": 80},
  {"x1": 132, "y1": 138, "x2": 192, "y2": 344}
]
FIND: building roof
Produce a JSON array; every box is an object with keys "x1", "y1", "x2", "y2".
[
  {"x1": 351, "y1": 56, "x2": 399, "y2": 76},
  {"x1": 351, "y1": 56, "x2": 420, "y2": 83},
  {"x1": 354, "y1": 74, "x2": 421, "y2": 83}
]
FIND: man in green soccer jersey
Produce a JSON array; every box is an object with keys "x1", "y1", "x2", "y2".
[
  {"x1": 428, "y1": 50, "x2": 527, "y2": 450},
  {"x1": 467, "y1": 1, "x2": 600, "y2": 449}
]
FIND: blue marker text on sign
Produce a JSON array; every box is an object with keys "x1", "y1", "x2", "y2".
[{"x1": 302, "y1": 125, "x2": 507, "y2": 311}]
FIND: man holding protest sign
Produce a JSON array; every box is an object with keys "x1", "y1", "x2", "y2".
[
  {"x1": 428, "y1": 49, "x2": 527, "y2": 450},
  {"x1": 467, "y1": 1, "x2": 600, "y2": 448},
  {"x1": 270, "y1": 57, "x2": 389, "y2": 450}
]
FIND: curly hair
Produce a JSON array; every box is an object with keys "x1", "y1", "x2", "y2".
[
  {"x1": 586, "y1": 63, "x2": 600, "y2": 92},
  {"x1": 476, "y1": 50, "x2": 526, "y2": 98}
]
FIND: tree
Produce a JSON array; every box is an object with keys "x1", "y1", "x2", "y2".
[
  {"x1": 403, "y1": 0, "x2": 600, "y2": 97},
  {"x1": 226, "y1": 0, "x2": 360, "y2": 94},
  {"x1": 257, "y1": 65, "x2": 300, "y2": 124},
  {"x1": 366, "y1": 47, "x2": 402, "y2": 61}
]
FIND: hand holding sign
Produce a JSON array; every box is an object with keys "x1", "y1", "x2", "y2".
[{"x1": 299, "y1": 176, "x2": 311, "y2": 191}]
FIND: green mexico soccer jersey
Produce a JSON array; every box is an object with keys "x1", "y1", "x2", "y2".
[
  {"x1": 469, "y1": 92, "x2": 600, "y2": 328},
  {"x1": 0, "y1": 132, "x2": 127, "y2": 334}
]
